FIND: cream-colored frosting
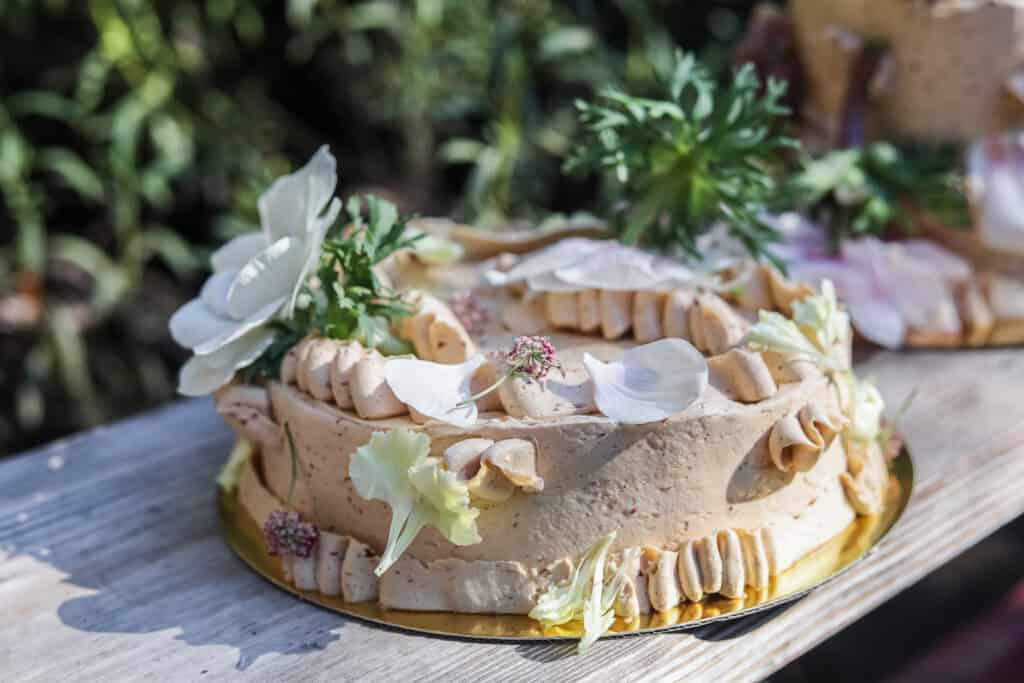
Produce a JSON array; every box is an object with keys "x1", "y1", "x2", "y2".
[{"x1": 229, "y1": 362, "x2": 858, "y2": 611}]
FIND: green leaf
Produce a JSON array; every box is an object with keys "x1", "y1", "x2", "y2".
[{"x1": 37, "y1": 148, "x2": 105, "y2": 202}]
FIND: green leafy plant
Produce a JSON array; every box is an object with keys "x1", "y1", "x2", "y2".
[
  {"x1": 243, "y1": 195, "x2": 419, "y2": 380},
  {"x1": 565, "y1": 50, "x2": 796, "y2": 265},
  {"x1": 789, "y1": 142, "x2": 969, "y2": 249}
]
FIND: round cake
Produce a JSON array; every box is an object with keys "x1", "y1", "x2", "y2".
[
  {"x1": 216, "y1": 231, "x2": 890, "y2": 625},
  {"x1": 170, "y1": 143, "x2": 892, "y2": 649}
]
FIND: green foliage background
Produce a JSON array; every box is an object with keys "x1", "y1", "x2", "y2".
[{"x1": 0, "y1": 0, "x2": 758, "y2": 454}]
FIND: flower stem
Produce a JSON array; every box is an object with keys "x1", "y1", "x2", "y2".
[{"x1": 453, "y1": 369, "x2": 513, "y2": 410}]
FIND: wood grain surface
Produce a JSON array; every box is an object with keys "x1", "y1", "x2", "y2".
[{"x1": 2, "y1": 348, "x2": 1023, "y2": 682}]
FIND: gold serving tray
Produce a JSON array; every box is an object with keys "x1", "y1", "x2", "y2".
[{"x1": 218, "y1": 449, "x2": 913, "y2": 641}]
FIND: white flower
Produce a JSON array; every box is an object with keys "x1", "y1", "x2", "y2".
[
  {"x1": 384, "y1": 355, "x2": 486, "y2": 427},
  {"x1": 170, "y1": 146, "x2": 342, "y2": 395},
  {"x1": 583, "y1": 339, "x2": 708, "y2": 424}
]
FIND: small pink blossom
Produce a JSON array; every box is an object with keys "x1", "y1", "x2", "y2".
[
  {"x1": 505, "y1": 335, "x2": 561, "y2": 380},
  {"x1": 453, "y1": 336, "x2": 562, "y2": 411},
  {"x1": 262, "y1": 510, "x2": 319, "y2": 559}
]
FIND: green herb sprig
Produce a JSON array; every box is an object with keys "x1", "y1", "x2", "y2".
[
  {"x1": 243, "y1": 195, "x2": 421, "y2": 380},
  {"x1": 565, "y1": 50, "x2": 797, "y2": 266},
  {"x1": 789, "y1": 142, "x2": 968, "y2": 250}
]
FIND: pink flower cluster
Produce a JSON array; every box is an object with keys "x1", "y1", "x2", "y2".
[
  {"x1": 449, "y1": 289, "x2": 490, "y2": 334},
  {"x1": 505, "y1": 335, "x2": 561, "y2": 381},
  {"x1": 262, "y1": 510, "x2": 319, "y2": 559}
]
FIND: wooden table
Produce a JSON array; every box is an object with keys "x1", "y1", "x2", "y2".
[{"x1": 2, "y1": 348, "x2": 1023, "y2": 682}]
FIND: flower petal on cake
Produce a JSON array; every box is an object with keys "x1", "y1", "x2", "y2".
[
  {"x1": 258, "y1": 145, "x2": 338, "y2": 242},
  {"x1": 900, "y1": 240, "x2": 972, "y2": 282},
  {"x1": 743, "y1": 308, "x2": 837, "y2": 369},
  {"x1": 843, "y1": 374, "x2": 885, "y2": 443},
  {"x1": 169, "y1": 298, "x2": 237, "y2": 351},
  {"x1": 583, "y1": 339, "x2": 708, "y2": 424},
  {"x1": 407, "y1": 457, "x2": 481, "y2": 546},
  {"x1": 349, "y1": 429, "x2": 429, "y2": 574},
  {"x1": 968, "y1": 134, "x2": 1024, "y2": 254},
  {"x1": 177, "y1": 326, "x2": 276, "y2": 396},
  {"x1": 791, "y1": 280, "x2": 850, "y2": 352},
  {"x1": 350, "y1": 430, "x2": 482, "y2": 576},
  {"x1": 211, "y1": 233, "x2": 269, "y2": 273},
  {"x1": 384, "y1": 355, "x2": 485, "y2": 427},
  {"x1": 484, "y1": 238, "x2": 603, "y2": 287},
  {"x1": 553, "y1": 246, "x2": 689, "y2": 291},
  {"x1": 528, "y1": 531, "x2": 627, "y2": 654},
  {"x1": 227, "y1": 236, "x2": 308, "y2": 320},
  {"x1": 199, "y1": 270, "x2": 236, "y2": 318},
  {"x1": 847, "y1": 299, "x2": 905, "y2": 349}
]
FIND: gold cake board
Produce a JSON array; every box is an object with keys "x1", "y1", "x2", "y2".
[{"x1": 218, "y1": 449, "x2": 913, "y2": 641}]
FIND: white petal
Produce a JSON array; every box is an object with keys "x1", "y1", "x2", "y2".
[
  {"x1": 847, "y1": 300, "x2": 905, "y2": 349},
  {"x1": 199, "y1": 270, "x2": 236, "y2": 318},
  {"x1": 258, "y1": 145, "x2": 338, "y2": 242},
  {"x1": 484, "y1": 238, "x2": 604, "y2": 286},
  {"x1": 193, "y1": 297, "x2": 284, "y2": 355},
  {"x1": 169, "y1": 299, "x2": 236, "y2": 351},
  {"x1": 552, "y1": 246, "x2": 692, "y2": 291},
  {"x1": 178, "y1": 327, "x2": 276, "y2": 396},
  {"x1": 226, "y1": 236, "x2": 305, "y2": 319},
  {"x1": 787, "y1": 259, "x2": 874, "y2": 305},
  {"x1": 285, "y1": 198, "x2": 337, "y2": 318},
  {"x1": 211, "y1": 233, "x2": 269, "y2": 272},
  {"x1": 487, "y1": 238, "x2": 695, "y2": 292},
  {"x1": 384, "y1": 356, "x2": 485, "y2": 427},
  {"x1": 583, "y1": 339, "x2": 708, "y2": 424},
  {"x1": 900, "y1": 240, "x2": 971, "y2": 282}
]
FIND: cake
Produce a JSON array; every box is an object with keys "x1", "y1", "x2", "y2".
[
  {"x1": 172, "y1": 146, "x2": 892, "y2": 651},
  {"x1": 789, "y1": 0, "x2": 1024, "y2": 142},
  {"x1": 749, "y1": 1, "x2": 1024, "y2": 349}
]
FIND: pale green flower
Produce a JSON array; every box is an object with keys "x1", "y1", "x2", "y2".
[
  {"x1": 744, "y1": 310, "x2": 836, "y2": 368},
  {"x1": 845, "y1": 374, "x2": 885, "y2": 443},
  {"x1": 349, "y1": 428, "x2": 481, "y2": 575},
  {"x1": 529, "y1": 531, "x2": 636, "y2": 654},
  {"x1": 405, "y1": 226, "x2": 465, "y2": 265},
  {"x1": 744, "y1": 280, "x2": 847, "y2": 370},
  {"x1": 792, "y1": 279, "x2": 850, "y2": 353},
  {"x1": 217, "y1": 438, "x2": 253, "y2": 493}
]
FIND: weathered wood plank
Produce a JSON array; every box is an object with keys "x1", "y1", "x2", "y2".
[{"x1": 1, "y1": 348, "x2": 1023, "y2": 682}]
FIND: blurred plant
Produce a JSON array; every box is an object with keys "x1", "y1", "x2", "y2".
[
  {"x1": 293, "y1": 0, "x2": 627, "y2": 226},
  {"x1": 788, "y1": 142, "x2": 969, "y2": 250},
  {"x1": 0, "y1": 0, "x2": 302, "y2": 451},
  {"x1": 565, "y1": 50, "x2": 796, "y2": 266}
]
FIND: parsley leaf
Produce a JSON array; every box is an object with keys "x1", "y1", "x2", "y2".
[{"x1": 242, "y1": 194, "x2": 420, "y2": 382}]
